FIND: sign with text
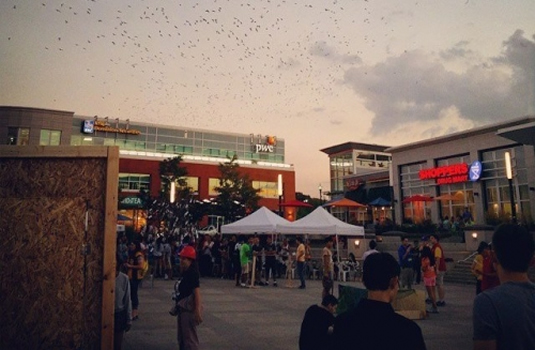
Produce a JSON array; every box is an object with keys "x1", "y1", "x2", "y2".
[
  {"x1": 254, "y1": 135, "x2": 277, "y2": 153},
  {"x1": 419, "y1": 163, "x2": 469, "y2": 185}
]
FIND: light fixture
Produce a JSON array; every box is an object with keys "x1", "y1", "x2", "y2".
[
  {"x1": 471, "y1": 232, "x2": 478, "y2": 240},
  {"x1": 505, "y1": 151, "x2": 517, "y2": 223},
  {"x1": 170, "y1": 182, "x2": 176, "y2": 203},
  {"x1": 505, "y1": 152, "x2": 512, "y2": 180},
  {"x1": 354, "y1": 240, "x2": 361, "y2": 247}
]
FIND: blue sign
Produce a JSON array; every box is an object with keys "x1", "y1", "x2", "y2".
[
  {"x1": 82, "y1": 120, "x2": 95, "y2": 134},
  {"x1": 469, "y1": 161, "x2": 482, "y2": 181}
]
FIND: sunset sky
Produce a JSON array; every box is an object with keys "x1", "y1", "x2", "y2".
[{"x1": 1, "y1": 0, "x2": 534, "y2": 196}]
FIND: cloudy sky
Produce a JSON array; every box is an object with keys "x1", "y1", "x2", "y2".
[{"x1": 1, "y1": 0, "x2": 534, "y2": 196}]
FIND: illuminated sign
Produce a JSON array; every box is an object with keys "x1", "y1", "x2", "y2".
[
  {"x1": 82, "y1": 120, "x2": 95, "y2": 134},
  {"x1": 83, "y1": 120, "x2": 142, "y2": 135},
  {"x1": 419, "y1": 163, "x2": 469, "y2": 185},
  {"x1": 469, "y1": 161, "x2": 483, "y2": 182},
  {"x1": 119, "y1": 196, "x2": 145, "y2": 209},
  {"x1": 344, "y1": 178, "x2": 361, "y2": 191},
  {"x1": 254, "y1": 135, "x2": 276, "y2": 153}
]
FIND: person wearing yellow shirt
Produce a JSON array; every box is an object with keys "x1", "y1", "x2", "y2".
[
  {"x1": 296, "y1": 236, "x2": 306, "y2": 289},
  {"x1": 471, "y1": 242, "x2": 488, "y2": 295}
]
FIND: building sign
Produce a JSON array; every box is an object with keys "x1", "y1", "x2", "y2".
[
  {"x1": 419, "y1": 163, "x2": 469, "y2": 185},
  {"x1": 82, "y1": 119, "x2": 141, "y2": 135},
  {"x1": 254, "y1": 135, "x2": 276, "y2": 153},
  {"x1": 119, "y1": 196, "x2": 145, "y2": 209},
  {"x1": 469, "y1": 161, "x2": 483, "y2": 182},
  {"x1": 344, "y1": 178, "x2": 361, "y2": 191},
  {"x1": 82, "y1": 120, "x2": 95, "y2": 134}
]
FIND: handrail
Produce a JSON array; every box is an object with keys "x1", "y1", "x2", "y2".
[{"x1": 459, "y1": 250, "x2": 477, "y2": 263}]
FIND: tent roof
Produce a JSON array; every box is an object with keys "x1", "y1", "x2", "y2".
[
  {"x1": 220, "y1": 206, "x2": 290, "y2": 234},
  {"x1": 276, "y1": 206, "x2": 364, "y2": 236}
]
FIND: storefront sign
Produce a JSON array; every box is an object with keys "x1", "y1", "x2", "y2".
[
  {"x1": 469, "y1": 161, "x2": 483, "y2": 182},
  {"x1": 119, "y1": 196, "x2": 145, "y2": 209},
  {"x1": 254, "y1": 135, "x2": 276, "y2": 153},
  {"x1": 82, "y1": 120, "x2": 95, "y2": 134},
  {"x1": 82, "y1": 120, "x2": 141, "y2": 135},
  {"x1": 344, "y1": 178, "x2": 361, "y2": 191},
  {"x1": 419, "y1": 163, "x2": 469, "y2": 185}
]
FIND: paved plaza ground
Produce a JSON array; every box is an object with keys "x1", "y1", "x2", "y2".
[{"x1": 123, "y1": 276, "x2": 475, "y2": 350}]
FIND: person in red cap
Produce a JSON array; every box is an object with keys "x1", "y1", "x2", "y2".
[{"x1": 173, "y1": 245, "x2": 203, "y2": 350}]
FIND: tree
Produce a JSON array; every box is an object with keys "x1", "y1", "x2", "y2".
[
  {"x1": 213, "y1": 155, "x2": 261, "y2": 222},
  {"x1": 145, "y1": 156, "x2": 206, "y2": 236},
  {"x1": 159, "y1": 156, "x2": 189, "y2": 199}
]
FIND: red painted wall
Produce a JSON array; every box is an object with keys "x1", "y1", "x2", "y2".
[{"x1": 118, "y1": 158, "x2": 296, "y2": 218}]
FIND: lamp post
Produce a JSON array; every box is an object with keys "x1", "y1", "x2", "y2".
[
  {"x1": 278, "y1": 174, "x2": 283, "y2": 217},
  {"x1": 319, "y1": 184, "x2": 323, "y2": 204},
  {"x1": 505, "y1": 151, "x2": 517, "y2": 224}
]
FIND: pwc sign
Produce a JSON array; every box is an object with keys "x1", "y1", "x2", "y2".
[{"x1": 254, "y1": 136, "x2": 277, "y2": 153}]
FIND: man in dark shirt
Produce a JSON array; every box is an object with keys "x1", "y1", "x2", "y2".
[
  {"x1": 263, "y1": 236, "x2": 278, "y2": 286},
  {"x1": 333, "y1": 252, "x2": 427, "y2": 350},
  {"x1": 299, "y1": 294, "x2": 338, "y2": 350}
]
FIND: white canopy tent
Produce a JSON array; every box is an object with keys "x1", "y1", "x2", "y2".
[
  {"x1": 276, "y1": 206, "x2": 365, "y2": 236},
  {"x1": 220, "y1": 206, "x2": 290, "y2": 234},
  {"x1": 276, "y1": 206, "x2": 365, "y2": 262}
]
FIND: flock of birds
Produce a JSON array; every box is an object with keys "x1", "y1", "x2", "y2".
[{"x1": 4, "y1": 0, "x2": 399, "y2": 129}]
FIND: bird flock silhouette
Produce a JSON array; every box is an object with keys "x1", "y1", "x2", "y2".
[{"x1": 3, "y1": 0, "x2": 397, "y2": 129}]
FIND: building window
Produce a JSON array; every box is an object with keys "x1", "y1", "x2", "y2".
[
  {"x1": 7, "y1": 127, "x2": 30, "y2": 145},
  {"x1": 330, "y1": 153, "x2": 353, "y2": 194},
  {"x1": 481, "y1": 146, "x2": 530, "y2": 224},
  {"x1": 119, "y1": 173, "x2": 150, "y2": 192},
  {"x1": 208, "y1": 178, "x2": 220, "y2": 196},
  {"x1": 400, "y1": 162, "x2": 433, "y2": 223},
  {"x1": 435, "y1": 155, "x2": 475, "y2": 222},
  {"x1": 185, "y1": 176, "x2": 199, "y2": 192},
  {"x1": 252, "y1": 181, "x2": 277, "y2": 199},
  {"x1": 39, "y1": 129, "x2": 62, "y2": 146}
]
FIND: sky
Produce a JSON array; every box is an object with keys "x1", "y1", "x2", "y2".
[{"x1": 1, "y1": 0, "x2": 535, "y2": 197}]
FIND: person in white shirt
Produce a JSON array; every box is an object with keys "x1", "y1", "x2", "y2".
[{"x1": 362, "y1": 240, "x2": 379, "y2": 261}]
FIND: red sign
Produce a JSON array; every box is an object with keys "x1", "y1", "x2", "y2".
[
  {"x1": 344, "y1": 178, "x2": 361, "y2": 191},
  {"x1": 419, "y1": 163, "x2": 468, "y2": 185}
]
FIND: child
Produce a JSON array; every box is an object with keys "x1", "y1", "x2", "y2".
[{"x1": 421, "y1": 246, "x2": 438, "y2": 313}]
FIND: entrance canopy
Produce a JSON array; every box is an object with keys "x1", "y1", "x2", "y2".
[
  {"x1": 276, "y1": 206, "x2": 364, "y2": 236},
  {"x1": 220, "y1": 206, "x2": 289, "y2": 234}
]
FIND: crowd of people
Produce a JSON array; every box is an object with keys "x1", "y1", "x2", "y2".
[
  {"x1": 114, "y1": 221, "x2": 535, "y2": 350},
  {"x1": 299, "y1": 223, "x2": 535, "y2": 350}
]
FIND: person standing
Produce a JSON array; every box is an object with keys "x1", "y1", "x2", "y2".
[
  {"x1": 361, "y1": 240, "x2": 379, "y2": 261},
  {"x1": 296, "y1": 236, "x2": 306, "y2": 289},
  {"x1": 125, "y1": 241, "x2": 145, "y2": 321},
  {"x1": 239, "y1": 236, "x2": 253, "y2": 287},
  {"x1": 264, "y1": 236, "x2": 278, "y2": 286},
  {"x1": 114, "y1": 254, "x2": 132, "y2": 350},
  {"x1": 411, "y1": 240, "x2": 423, "y2": 285},
  {"x1": 471, "y1": 242, "x2": 488, "y2": 295},
  {"x1": 333, "y1": 252, "x2": 427, "y2": 350},
  {"x1": 232, "y1": 236, "x2": 242, "y2": 286},
  {"x1": 174, "y1": 246, "x2": 203, "y2": 350},
  {"x1": 473, "y1": 224, "x2": 535, "y2": 350},
  {"x1": 322, "y1": 238, "x2": 335, "y2": 297},
  {"x1": 421, "y1": 246, "x2": 438, "y2": 314},
  {"x1": 398, "y1": 236, "x2": 415, "y2": 289},
  {"x1": 481, "y1": 243, "x2": 500, "y2": 292},
  {"x1": 429, "y1": 234, "x2": 447, "y2": 306},
  {"x1": 299, "y1": 294, "x2": 338, "y2": 350}
]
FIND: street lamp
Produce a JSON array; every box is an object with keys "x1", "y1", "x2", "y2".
[
  {"x1": 278, "y1": 174, "x2": 283, "y2": 217},
  {"x1": 319, "y1": 184, "x2": 323, "y2": 204},
  {"x1": 505, "y1": 151, "x2": 517, "y2": 224}
]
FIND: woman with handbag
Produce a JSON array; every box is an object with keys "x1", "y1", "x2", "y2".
[{"x1": 174, "y1": 245, "x2": 203, "y2": 350}]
